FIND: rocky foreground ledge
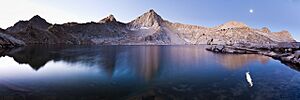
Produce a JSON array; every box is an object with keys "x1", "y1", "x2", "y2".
[{"x1": 206, "y1": 43, "x2": 300, "y2": 68}]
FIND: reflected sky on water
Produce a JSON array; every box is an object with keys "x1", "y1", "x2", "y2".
[{"x1": 0, "y1": 45, "x2": 299, "y2": 100}]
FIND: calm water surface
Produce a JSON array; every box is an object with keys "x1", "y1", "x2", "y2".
[{"x1": 0, "y1": 45, "x2": 299, "y2": 100}]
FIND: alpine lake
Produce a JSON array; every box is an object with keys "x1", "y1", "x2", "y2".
[{"x1": 0, "y1": 45, "x2": 299, "y2": 100}]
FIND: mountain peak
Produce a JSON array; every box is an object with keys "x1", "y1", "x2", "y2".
[
  {"x1": 148, "y1": 9, "x2": 158, "y2": 15},
  {"x1": 217, "y1": 21, "x2": 248, "y2": 29},
  {"x1": 27, "y1": 15, "x2": 51, "y2": 30},
  {"x1": 100, "y1": 14, "x2": 117, "y2": 23},
  {"x1": 129, "y1": 9, "x2": 164, "y2": 29},
  {"x1": 144, "y1": 9, "x2": 162, "y2": 21},
  {"x1": 6, "y1": 15, "x2": 51, "y2": 33},
  {"x1": 149, "y1": 9, "x2": 155, "y2": 12},
  {"x1": 29, "y1": 15, "x2": 48, "y2": 23}
]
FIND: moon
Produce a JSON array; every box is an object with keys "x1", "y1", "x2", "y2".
[{"x1": 249, "y1": 9, "x2": 254, "y2": 13}]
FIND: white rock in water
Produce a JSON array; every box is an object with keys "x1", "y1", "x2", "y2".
[{"x1": 246, "y1": 72, "x2": 253, "y2": 87}]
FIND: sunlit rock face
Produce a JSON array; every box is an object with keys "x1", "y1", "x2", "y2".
[
  {"x1": 261, "y1": 27, "x2": 271, "y2": 33},
  {"x1": 99, "y1": 14, "x2": 117, "y2": 23},
  {"x1": 216, "y1": 21, "x2": 248, "y2": 30},
  {"x1": 128, "y1": 9, "x2": 164, "y2": 29},
  {"x1": 271, "y1": 30, "x2": 296, "y2": 42},
  {"x1": 1, "y1": 10, "x2": 296, "y2": 46}
]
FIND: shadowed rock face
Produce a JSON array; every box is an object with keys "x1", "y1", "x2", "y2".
[
  {"x1": 4, "y1": 15, "x2": 59, "y2": 44},
  {"x1": 6, "y1": 15, "x2": 51, "y2": 33},
  {"x1": 0, "y1": 29, "x2": 25, "y2": 48},
  {"x1": 0, "y1": 28, "x2": 4, "y2": 32},
  {"x1": 1, "y1": 9, "x2": 296, "y2": 46}
]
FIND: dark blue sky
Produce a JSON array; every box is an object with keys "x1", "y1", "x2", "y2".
[{"x1": 2, "y1": 0, "x2": 299, "y2": 41}]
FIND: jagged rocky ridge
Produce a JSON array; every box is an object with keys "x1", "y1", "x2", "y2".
[{"x1": 0, "y1": 9, "x2": 297, "y2": 47}]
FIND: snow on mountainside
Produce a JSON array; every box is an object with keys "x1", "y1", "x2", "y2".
[{"x1": 0, "y1": 9, "x2": 296, "y2": 46}]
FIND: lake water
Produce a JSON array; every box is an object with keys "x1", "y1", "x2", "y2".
[{"x1": 0, "y1": 45, "x2": 299, "y2": 100}]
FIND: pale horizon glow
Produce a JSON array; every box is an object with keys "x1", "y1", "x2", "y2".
[{"x1": 0, "y1": 0, "x2": 299, "y2": 41}]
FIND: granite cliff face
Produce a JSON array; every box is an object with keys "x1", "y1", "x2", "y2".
[{"x1": 0, "y1": 9, "x2": 296, "y2": 46}]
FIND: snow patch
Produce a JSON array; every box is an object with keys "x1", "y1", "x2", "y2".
[
  {"x1": 184, "y1": 38, "x2": 191, "y2": 43},
  {"x1": 129, "y1": 27, "x2": 150, "y2": 31},
  {"x1": 140, "y1": 27, "x2": 150, "y2": 29}
]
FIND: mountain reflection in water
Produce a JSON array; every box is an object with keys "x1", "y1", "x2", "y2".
[{"x1": 0, "y1": 45, "x2": 299, "y2": 100}]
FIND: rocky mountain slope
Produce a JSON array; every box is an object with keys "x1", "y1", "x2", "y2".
[
  {"x1": 0, "y1": 29, "x2": 25, "y2": 48},
  {"x1": 0, "y1": 9, "x2": 296, "y2": 46}
]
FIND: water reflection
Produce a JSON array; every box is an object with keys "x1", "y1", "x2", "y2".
[
  {"x1": 127, "y1": 46, "x2": 160, "y2": 81},
  {"x1": 1, "y1": 45, "x2": 272, "y2": 72},
  {"x1": 216, "y1": 54, "x2": 270, "y2": 69},
  {"x1": 0, "y1": 45, "x2": 299, "y2": 99}
]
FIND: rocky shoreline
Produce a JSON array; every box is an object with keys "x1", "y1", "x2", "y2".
[{"x1": 206, "y1": 43, "x2": 300, "y2": 68}]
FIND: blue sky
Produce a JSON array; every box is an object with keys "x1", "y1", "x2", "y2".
[{"x1": 1, "y1": 0, "x2": 299, "y2": 41}]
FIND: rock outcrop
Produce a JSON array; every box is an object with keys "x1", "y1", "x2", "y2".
[
  {"x1": 216, "y1": 21, "x2": 248, "y2": 30},
  {"x1": 206, "y1": 44, "x2": 300, "y2": 68},
  {"x1": 99, "y1": 14, "x2": 117, "y2": 23},
  {"x1": 261, "y1": 27, "x2": 271, "y2": 33},
  {"x1": 1, "y1": 9, "x2": 297, "y2": 46}
]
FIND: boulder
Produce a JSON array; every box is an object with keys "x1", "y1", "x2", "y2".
[
  {"x1": 294, "y1": 50, "x2": 300, "y2": 59},
  {"x1": 207, "y1": 39, "x2": 213, "y2": 45},
  {"x1": 266, "y1": 52, "x2": 277, "y2": 57},
  {"x1": 261, "y1": 27, "x2": 271, "y2": 33},
  {"x1": 281, "y1": 54, "x2": 294, "y2": 62},
  {"x1": 215, "y1": 45, "x2": 225, "y2": 51},
  {"x1": 223, "y1": 48, "x2": 235, "y2": 53}
]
